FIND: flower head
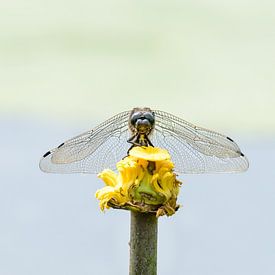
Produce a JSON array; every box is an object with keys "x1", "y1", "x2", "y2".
[{"x1": 95, "y1": 146, "x2": 182, "y2": 217}]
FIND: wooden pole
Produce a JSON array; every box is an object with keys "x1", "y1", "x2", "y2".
[{"x1": 129, "y1": 211, "x2": 158, "y2": 275}]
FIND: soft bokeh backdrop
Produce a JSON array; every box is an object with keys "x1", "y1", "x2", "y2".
[{"x1": 1, "y1": 1, "x2": 274, "y2": 275}]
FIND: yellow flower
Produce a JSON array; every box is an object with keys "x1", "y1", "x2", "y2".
[
  {"x1": 129, "y1": 146, "x2": 171, "y2": 161},
  {"x1": 95, "y1": 146, "x2": 182, "y2": 217}
]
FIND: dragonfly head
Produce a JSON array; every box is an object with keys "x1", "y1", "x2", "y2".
[{"x1": 129, "y1": 108, "x2": 155, "y2": 135}]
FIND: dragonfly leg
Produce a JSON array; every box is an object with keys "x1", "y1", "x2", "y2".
[
  {"x1": 127, "y1": 134, "x2": 141, "y2": 146},
  {"x1": 146, "y1": 136, "x2": 154, "y2": 147}
]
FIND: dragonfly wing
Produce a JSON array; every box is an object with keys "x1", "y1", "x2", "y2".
[
  {"x1": 152, "y1": 110, "x2": 249, "y2": 173},
  {"x1": 39, "y1": 111, "x2": 131, "y2": 174}
]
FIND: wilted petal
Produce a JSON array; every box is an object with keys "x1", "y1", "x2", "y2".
[{"x1": 98, "y1": 169, "x2": 118, "y2": 187}]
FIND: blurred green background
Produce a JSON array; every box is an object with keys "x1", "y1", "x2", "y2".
[
  {"x1": 1, "y1": 1, "x2": 274, "y2": 275},
  {"x1": 1, "y1": 0, "x2": 274, "y2": 133}
]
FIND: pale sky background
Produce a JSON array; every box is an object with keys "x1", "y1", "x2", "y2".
[{"x1": 0, "y1": 1, "x2": 275, "y2": 275}]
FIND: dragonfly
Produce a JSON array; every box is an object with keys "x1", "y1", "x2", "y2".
[{"x1": 39, "y1": 107, "x2": 249, "y2": 174}]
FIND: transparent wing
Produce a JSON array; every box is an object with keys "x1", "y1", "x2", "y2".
[
  {"x1": 39, "y1": 111, "x2": 131, "y2": 174},
  {"x1": 152, "y1": 110, "x2": 249, "y2": 173}
]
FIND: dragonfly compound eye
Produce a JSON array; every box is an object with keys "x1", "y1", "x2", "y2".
[
  {"x1": 130, "y1": 112, "x2": 142, "y2": 126},
  {"x1": 143, "y1": 112, "x2": 155, "y2": 125}
]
